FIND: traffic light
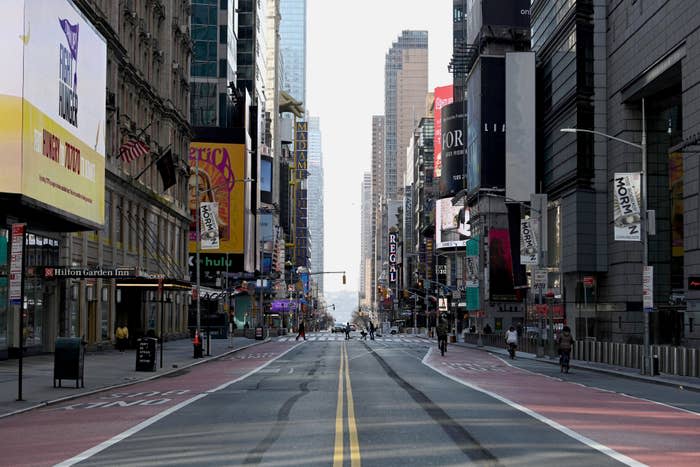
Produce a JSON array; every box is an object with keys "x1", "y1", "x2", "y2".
[
  {"x1": 403, "y1": 289, "x2": 409, "y2": 299},
  {"x1": 342, "y1": 274, "x2": 346, "y2": 285}
]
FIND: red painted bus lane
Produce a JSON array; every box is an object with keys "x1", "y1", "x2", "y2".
[
  {"x1": 424, "y1": 346, "x2": 700, "y2": 467},
  {"x1": 0, "y1": 341, "x2": 299, "y2": 467}
]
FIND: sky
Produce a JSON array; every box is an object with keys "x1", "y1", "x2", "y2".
[{"x1": 306, "y1": 1, "x2": 453, "y2": 321}]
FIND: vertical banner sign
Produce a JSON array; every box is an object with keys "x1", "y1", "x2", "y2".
[
  {"x1": 613, "y1": 173, "x2": 642, "y2": 241},
  {"x1": 199, "y1": 202, "x2": 220, "y2": 250},
  {"x1": 433, "y1": 85, "x2": 454, "y2": 178},
  {"x1": 643, "y1": 266, "x2": 653, "y2": 312},
  {"x1": 388, "y1": 232, "x2": 397, "y2": 283},
  {"x1": 465, "y1": 237, "x2": 480, "y2": 310},
  {"x1": 9, "y1": 223, "x2": 26, "y2": 305},
  {"x1": 520, "y1": 218, "x2": 538, "y2": 265}
]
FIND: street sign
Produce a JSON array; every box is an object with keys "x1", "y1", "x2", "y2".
[
  {"x1": 583, "y1": 276, "x2": 594, "y2": 288},
  {"x1": 534, "y1": 269, "x2": 547, "y2": 288},
  {"x1": 9, "y1": 223, "x2": 26, "y2": 305}
]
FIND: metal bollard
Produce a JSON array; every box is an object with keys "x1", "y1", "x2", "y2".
[{"x1": 689, "y1": 349, "x2": 698, "y2": 377}]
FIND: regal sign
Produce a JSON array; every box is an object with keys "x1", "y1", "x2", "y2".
[{"x1": 388, "y1": 232, "x2": 397, "y2": 283}]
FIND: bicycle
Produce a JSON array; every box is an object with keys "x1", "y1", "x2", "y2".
[
  {"x1": 559, "y1": 350, "x2": 571, "y2": 373},
  {"x1": 438, "y1": 335, "x2": 447, "y2": 356}
]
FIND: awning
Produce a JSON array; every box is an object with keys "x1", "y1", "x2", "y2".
[{"x1": 115, "y1": 278, "x2": 191, "y2": 290}]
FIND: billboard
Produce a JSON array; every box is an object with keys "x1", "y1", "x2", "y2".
[
  {"x1": 612, "y1": 172, "x2": 641, "y2": 241},
  {"x1": 488, "y1": 228, "x2": 516, "y2": 301},
  {"x1": 467, "y1": 57, "x2": 506, "y2": 195},
  {"x1": 436, "y1": 198, "x2": 470, "y2": 249},
  {"x1": 433, "y1": 85, "x2": 454, "y2": 178},
  {"x1": 440, "y1": 100, "x2": 466, "y2": 198},
  {"x1": 188, "y1": 142, "x2": 246, "y2": 254},
  {"x1": 0, "y1": 0, "x2": 106, "y2": 227},
  {"x1": 505, "y1": 52, "x2": 536, "y2": 202},
  {"x1": 466, "y1": 0, "x2": 531, "y2": 46}
]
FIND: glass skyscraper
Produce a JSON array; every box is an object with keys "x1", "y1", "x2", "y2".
[
  {"x1": 308, "y1": 117, "x2": 324, "y2": 292},
  {"x1": 279, "y1": 0, "x2": 306, "y2": 104}
]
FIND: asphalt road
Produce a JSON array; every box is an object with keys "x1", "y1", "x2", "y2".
[{"x1": 1, "y1": 333, "x2": 698, "y2": 466}]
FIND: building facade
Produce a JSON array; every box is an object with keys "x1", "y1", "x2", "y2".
[{"x1": 307, "y1": 117, "x2": 324, "y2": 293}]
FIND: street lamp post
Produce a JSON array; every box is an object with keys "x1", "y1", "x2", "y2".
[{"x1": 561, "y1": 100, "x2": 651, "y2": 374}]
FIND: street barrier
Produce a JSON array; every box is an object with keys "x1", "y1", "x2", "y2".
[{"x1": 463, "y1": 332, "x2": 698, "y2": 378}]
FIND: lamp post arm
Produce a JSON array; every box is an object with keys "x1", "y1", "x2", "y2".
[{"x1": 560, "y1": 128, "x2": 643, "y2": 150}]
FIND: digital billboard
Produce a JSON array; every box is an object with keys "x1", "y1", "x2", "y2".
[
  {"x1": 0, "y1": 0, "x2": 106, "y2": 227},
  {"x1": 433, "y1": 85, "x2": 453, "y2": 178},
  {"x1": 188, "y1": 142, "x2": 246, "y2": 254},
  {"x1": 467, "y1": 56, "x2": 505, "y2": 195},
  {"x1": 466, "y1": 0, "x2": 531, "y2": 46},
  {"x1": 488, "y1": 228, "x2": 516, "y2": 301},
  {"x1": 436, "y1": 198, "x2": 470, "y2": 249},
  {"x1": 440, "y1": 100, "x2": 466, "y2": 198}
]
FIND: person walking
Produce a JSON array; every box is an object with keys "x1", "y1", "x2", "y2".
[
  {"x1": 345, "y1": 322, "x2": 351, "y2": 340},
  {"x1": 437, "y1": 315, "x2": 449, "y2": 356},
  {"x1": 296, "y1": 320, "x2": 306, "y2": 341},
  {"x1": 557, "y1": 325, "x2": 575, "y2": 373},
  {"x1": 115, "y1": 323, "x2": 129, "y2": 352},
  {"x1": 369, "y1": 321, "x2": 375, "y2": 340}
]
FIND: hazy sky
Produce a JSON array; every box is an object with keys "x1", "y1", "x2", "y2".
[{"x1": 306, "y1": 1, "x2": 453, "y2": 306}]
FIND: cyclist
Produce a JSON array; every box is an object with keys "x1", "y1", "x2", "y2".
[
  {"x1": 557, "y1": 325, "x2": 575, "y2": 373},
  {"x1": 505, "y1": 325, "x2": 518, "y2": 359},
  {"x1": 436, "y1": 315, "x2": 449, "y2": 356}
]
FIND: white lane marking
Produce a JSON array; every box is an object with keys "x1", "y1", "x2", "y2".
[
  {"x1": 421, "y1": 347, "x2": 647, "y2": 467},
  {"x1": 55, "y1": 343, "x2": 303, "y2": 466}
]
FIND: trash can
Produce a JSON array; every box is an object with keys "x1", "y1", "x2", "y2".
[
  {"x1": 54, "y1": 337, "x2": 85, "y2": 388},
  {"x1": 652, "y1": 354, "x2": 660, "y2": 375},
  {"x1": 255, "y1": 326, "x2": 264, "y2": 340},
  {"x1": 135, "y1": 337, "x2": 158, "y2": 372}
]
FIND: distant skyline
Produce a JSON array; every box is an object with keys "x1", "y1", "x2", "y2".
[{"x1": 307, "y1": 0, "x2": 453, "y2": 304}]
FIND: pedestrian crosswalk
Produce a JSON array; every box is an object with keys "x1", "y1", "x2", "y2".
[{"x1": 276, "y1": 333, "x2": 427, "y2": 344}]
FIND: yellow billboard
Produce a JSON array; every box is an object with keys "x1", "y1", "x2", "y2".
[
  {"x1": 0, "y1": 0, "x2": 106, "y2": 227},
  {"x1": 188, "y1": 142, "x2": 246, "y2": 254}
]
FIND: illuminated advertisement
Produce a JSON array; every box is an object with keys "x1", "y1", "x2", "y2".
[
  {"x1": 488, "y1": 228, "x2": 516, "y2": 301},
  {"x1": 433, "y1": 85, "x2": 453, "y2": 178},
  {"x1": 440, "y1": 100, "x2": 466, "y2": 198},
  {"x1": 188, "y1": 142, "x2": 246, "y2": 254},
  {"x1": 466, "y1": 0, "x2": 531, "y2": 46},
  {"x1": 436, "y1": 198, "x2": 470, "y2": 249},
  {"x1": 467, "y1": 56, "x2": 505, "y2": 195},
  {"x1": 0, "y1": 0, "x2": 106, "y2": 227}
]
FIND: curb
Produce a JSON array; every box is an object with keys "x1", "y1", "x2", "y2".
[{"x1": 0, "y1": 338, "x2": 271, "y2": 420}]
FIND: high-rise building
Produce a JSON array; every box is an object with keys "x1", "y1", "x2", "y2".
[
  {"x1": 371, "y1": 116, "x2": 385, "y2": 313},
  {"x1": 279, "y1": 0, "x2": 306, "y2": 105},
  {"x1": 308, "y1": 117, "x2": 324, "y2": 293},
  {"x1": 190, "y1": 0, "x2": 237, "y2": 127},
  {"x1": 360, "y1": 172, "x2": 373, "y2": 309},
  {"x1": 384, "y1": 30, "x2": 428, "y2": 201}
]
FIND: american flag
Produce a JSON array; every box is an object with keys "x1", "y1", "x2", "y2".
[{"x1": 118, "y1": 139, "x2": 150, "y2": 163}]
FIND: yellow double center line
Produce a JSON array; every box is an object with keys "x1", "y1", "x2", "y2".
[{"x1": 333, "y1": 342, "x2": 361, "y2": 466}]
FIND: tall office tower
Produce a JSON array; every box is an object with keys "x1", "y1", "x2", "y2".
[
  {"x1": 279, "y1": 0, "x2": 306, "y2": 105},
  {"x1": 360, "y1": 172, "x2": 373, "y2": 308},
  {"x1": 384, "y1": 30, "x2": 428, "y2": 201},
  {"x1": 191, "y1": 0, "x2": 238, "y2": 127},
  {"x1": 371, "y1": 116, "x2": 385, "y2": 311},
  {"x1": 307, "y1": 117, "x2": 324, "y2": 293}
]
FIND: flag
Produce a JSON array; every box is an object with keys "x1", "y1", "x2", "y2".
[
  {"x1": 118, "y1": 139, "x2": 149, "y2": 163},
  {"x1": 156, "y1": 149, "x2": 177, "y2": 189}
]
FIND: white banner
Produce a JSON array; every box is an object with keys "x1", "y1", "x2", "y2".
[
  {"x1": 9, "y1": 223, "x2": 25, "y2": 304},
  {"x1": 200, "y1": 202, "x2": 220, "y2": 250},
  {"x1": 613, "y1": 173, "x2": 641, "y2": 241},
  {"x1": 520, "y1": 218, "x2": 538, "y2": 265},
  {"x1": 643, "y1": 266, "x2": 653, "y2": 311}
]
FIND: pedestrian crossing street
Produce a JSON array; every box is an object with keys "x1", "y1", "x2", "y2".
[{"x1": 276, "y1": 333, "x2": 427, "y2": 344}]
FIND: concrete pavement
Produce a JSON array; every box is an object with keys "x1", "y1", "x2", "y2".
[{"x1": 0, "y1": 335, "x2": 266, "y2": 419}]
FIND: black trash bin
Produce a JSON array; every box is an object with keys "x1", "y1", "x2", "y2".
[
  {"x1": 255, "y1": 326, "x2": 264, "y2": 340},
  {"x1": 652, "y1": 354, "x2": 660, "y2": 375},
  {"x1": 54, "y1": 337, "x2": 85, "y2": 388},
  {"x1": 135, "y1": 337, "x2": 158, "y2": 372}
]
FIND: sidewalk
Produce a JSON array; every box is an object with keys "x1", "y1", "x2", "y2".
[
  {"x1": 0, "y1": 336, "x2": 265, "y2": 419},
  {"x1": 416, "y1": 334, "x2": 700, "y2": 393}
]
